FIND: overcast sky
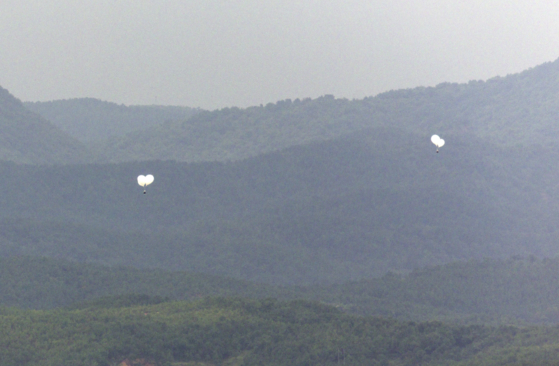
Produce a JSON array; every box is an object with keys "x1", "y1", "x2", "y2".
[{"x1": 2, "y1": 1, "x2": 559, "y2": 110}]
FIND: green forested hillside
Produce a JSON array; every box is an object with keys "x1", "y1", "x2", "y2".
[
  {"x1": 0, "y1": 86, "x2": 89, "y2": 164},
  {"x1": 0, "y1": 127, "x2": 558, "y2": 284},
  {"x1": 94, "y1": 58, "x2": 559, "y2": 163},
  {"x1": 24, "y1": 98, "x2": 199, "y2": 143},
  {"x1": 0, "y1": 257, "x2": 279, "y2": 309},
  {"x1": 3, "y1": 297, "x2": 559, "y2": 366},
  {"x1": 303, "y1": 257, "x2": 559, "y2": 325},
  {"x1": 6, "y1": 256, "x2": 559, "y2": 327}
]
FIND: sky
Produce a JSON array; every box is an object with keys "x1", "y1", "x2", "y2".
[{"x1": 1, "y1": 1, "x2": 559, "y2": 110}]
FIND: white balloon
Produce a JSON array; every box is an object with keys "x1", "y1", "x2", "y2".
[
  {"x1": 431, "y1": 134, "x2": 445, "y2": 148},
  {"x1": 145, "y1": 174, "x2": 154, "y2": 186},
  {"x1": 137, "y1": 175, "x2": 154, "y2": 187},
  {"x1": 137, "y1": 175, "x2": 147, "y2": 186}
]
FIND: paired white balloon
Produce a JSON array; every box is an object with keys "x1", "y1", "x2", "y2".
[
  {"x1": 431, "y1": 135, "x2": 445, "y2": 152},
  {"x1": 137, "y1": 174, "x2": 154, "y2": 193}
]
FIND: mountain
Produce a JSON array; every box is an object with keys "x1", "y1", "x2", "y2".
[
  {"x1": 370, "y1": 59, "x2": 559, "y2": 146},
  {"x1": 15, "y1": 58, "x2": 559, "y2": 165},
  {"x1": 0, "y1": 86, "x2": 88, "y2": 164},
  {"x1": 93, "y1": 58, "x2": 559, "y2": 163},
  {"x1": 0, "y1": 125, "x2": 558, "y2": 285},
  {"x1": 24, "y1": 98, "x2": 200, "y2": 143},
  {"x1": 11, "y1": 58, "x2": 559, "y2": 165},
  {"x1": 3, "y1": 59, "x2": 559, "y2": 285},
  {"x1": 94, "y1": 95, "x2": 376, "y2": 163}
]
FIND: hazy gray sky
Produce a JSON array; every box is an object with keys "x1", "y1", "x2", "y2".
[{"x1": 2, "y1": 0, "x2": 559, "y2": 109}]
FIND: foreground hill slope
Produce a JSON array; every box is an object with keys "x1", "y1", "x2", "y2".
[
  {"x1": 24, "y1": 98, "x2": 199, "y2": 143},
  {"x1": 3, "y1": 297, "x2": 559, "y2": 366},
  {"x1": 0, "y1": 86, "x2": 88, "y2": 164},
  {"x1": 7, "y1": 256, "x2": 559, "y2": 327},
  {"x1": 306, "y1": 257, "x2": 559, "y2": 325},
  {"x1": 0, "y1": 126, "x2": 558, "y2": 284},
  {"x1": 94, "y1": 58, "x2": 559, "y2": 163}
]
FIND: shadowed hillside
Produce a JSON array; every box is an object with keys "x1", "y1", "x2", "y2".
[
  {"x1": 304, "y1": 257, "x2": 559, "y2": 325},
  {"x1": 0, "y1": 127, "x2": 558, "y2": 284},
  {"x1": 8, "y1": 256, "x2": 559, "y2": 327},
  {"x1": 0, "y1": 256, "x2": 279, "y2": 309},
  {"x1": 24, "y1": 98, "x2": 199, "y2": 143},
  {"x1": 0, "y1": 86, "x2": 88, "y2": 164}
]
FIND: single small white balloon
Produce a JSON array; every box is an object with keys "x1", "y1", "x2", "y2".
[{"x1": 438, "y1": 139, "x2": 445, "y2": 148}]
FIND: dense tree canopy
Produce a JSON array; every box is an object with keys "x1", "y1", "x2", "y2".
[{"x1": 4, "y1": 297, "x2": 559, "y2": 366}]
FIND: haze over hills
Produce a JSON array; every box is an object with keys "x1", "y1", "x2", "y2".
[
  {"x1": 0, "y1": 256, "x2": 278, "y2": 310},
  {"x1": 94, "y1": 95, "x2": 372, "y2": 163},
  {"x1": 14, "y1": 57, "x2": 559, "y2": 165},
  {"x1": 306, "y1": 256, "x2": 559, "y2": 326},
  {"x1": 24, "y1": 98, "x2": 200, "y2": 143},
  {"x1": 4, "y1": 2, "x2": 559, "y2": 361},
  {"x1": 0, "y1": 86, "x2": 89, "y2": 164},
  {"x1": 7, "y1": 255, "x2": 559, "y2": 328},
  {"x1": 1, "y1": 59, "x2": 559, "y2": 329},
  {"x1": 0, "y1": 126, "x2": 558, "y2": 285},
  {"x1": 60, "y1": 57, "x2": 559, "y2": 164}
]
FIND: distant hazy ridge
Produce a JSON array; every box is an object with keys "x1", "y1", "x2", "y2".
[
  {"x1": 17, "y1": 57, "x2": 559, "y2": 164},
  {"x1": 24, "y1": 98, "x2": 199, "y2": 142},
  {"x1": 0, "y1": 86, "x2": 87, "y2": 164}
]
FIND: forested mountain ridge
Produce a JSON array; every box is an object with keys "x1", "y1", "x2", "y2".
[
  {"x1": 0, "y1": 127, "x2": 558, "y2": 284},
  {"x1": 94, "y1": 95, "x2": 366, "y2": 163},
  {"x1": 14, "y1": 58, "x2": 559, "y2": 164},
  {"x1": 370, "y1": 58, "x2": 559, "y2": 146},
  {"x1": 0, "y1": 86, "x2": 89, "y2": 164},
  {"x1": 90, "y1": 58, "x2": 559, "y2": 163},
  {"x1": 24, "y1": 98, "x2": 200, "y2": 142}
]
